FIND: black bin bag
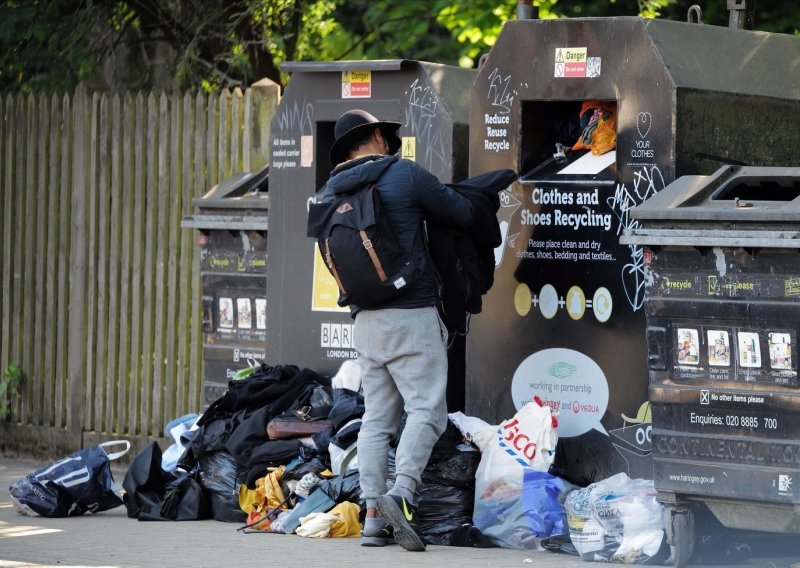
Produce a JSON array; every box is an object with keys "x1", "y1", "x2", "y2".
[
  {"x1": 415, "y1": 421, "x2": 482, "y2": 545},
  {"x1": 123, "y1": 441, "x2": 209, "y2": 521},
  {"x1": 199, "y1": 451, "x2": 247, "y2": 522}
]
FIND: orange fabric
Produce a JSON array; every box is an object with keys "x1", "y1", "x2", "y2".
[
  {"x1": 246, "y1": 509, "x2": 273, "y2": 531},
  {"x1": 578, "y1": 100, "x2": 616, "y2": 120},
  {"x1": 572, "y1": 101, "x2": 617, "y2": 155}
]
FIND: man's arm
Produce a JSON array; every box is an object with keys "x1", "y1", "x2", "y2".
[{"x1": 408, "y1": 161, "x2": 473, "y2": 228}]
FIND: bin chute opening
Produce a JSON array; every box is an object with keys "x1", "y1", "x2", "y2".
[
  {"x1": 712, "y1": 178, "x2": 800, "y2": 202},
  {"x1": 316, "y1": 121, "x2": 336, "y2": 188},
  {"x1": 200, "y1": 167, "x2": 269, "y2": 200},
  {"x1": 519, "y1": 100, "x2": 617, "y2": 185}
]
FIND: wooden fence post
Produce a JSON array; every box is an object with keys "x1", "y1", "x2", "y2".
[
  {"x1": 245, "y1": 78, "x2": 280, "y2": 172},
  {"x1": 1, "y1": 95, "x2": 13, "y2": 387},
  {"x1": 66, "y1": 87, "x2": 87, "y2": 446}
]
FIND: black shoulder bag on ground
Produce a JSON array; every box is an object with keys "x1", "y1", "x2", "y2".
[{"x1": 122, "y1": 441, "x2": 209, "y2": 521}]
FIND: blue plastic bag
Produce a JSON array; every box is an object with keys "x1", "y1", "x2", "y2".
[{"x1": 473, "y1": 468, "x2": 574, "y2": 549}]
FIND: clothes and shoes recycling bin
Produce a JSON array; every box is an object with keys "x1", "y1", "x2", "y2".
[
  {"x1": 620, "y1": 165, "x2": 800, "y2": 566},
  {"x1": 181, "y1": 167, "x2": 269, "y2": 406},
  {"x1": 465, "y1": 15, "x2": 800, "y2": 486},
  {"x1": 265, "y1": 60, "x2": 476, "y2": 410}
]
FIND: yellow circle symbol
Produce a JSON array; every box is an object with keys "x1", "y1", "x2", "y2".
[
  {"x1": 566, "y1": 285, "x2": 586, "y2": 320},
  {"x1": 593, "y1": 287, "x2": 613, "y2": 323},
  {"x1": 514, "y1": 283, "x2": 532, "y2": 317}
]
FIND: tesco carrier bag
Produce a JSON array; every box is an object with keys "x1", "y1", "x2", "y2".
[{"x1": 472, "y1": 398, "x2": 568, "y2": 548}]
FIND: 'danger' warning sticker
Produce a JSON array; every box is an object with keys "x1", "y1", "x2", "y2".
[
  {"x1": 554, "y1": 47, "x2": 600, "y2": 78},
  {"x1": 342, "y1": 70, "x2": 371, "y2": 98}
]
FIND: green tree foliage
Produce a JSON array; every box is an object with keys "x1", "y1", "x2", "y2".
[
  {"x1": 1, "y1": 363, "x2": 24, "y2": 420},
  {"x1": 119, "y1": 0, "x2": 342, "y2": 90},
  {"x1": 661, "y1": 0, "x2": 799, "y2": 34},
  {"x1": 0, "y1": 0, "x2": 796, "y2": 93},
  {"x1": 0, "y1": 0, "x2": 342, "y2": 92},
  {"x1": 433, "y1": 0, "x2": 681, "y2": 66},
  {"x1": 279, "y1": 0, "x2": 682, "y2": 71},
  {"x1": 0, "y1": 1, "x2": 100, "y2": 93}
]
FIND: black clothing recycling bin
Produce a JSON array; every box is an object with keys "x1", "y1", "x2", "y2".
[
  {"x1": 265, "y1": 60, "x2": 476, "y2": 410},
  {"x1": 465, "y1": 16, "x2": 800, "y2": 486},
  {"x1": 181, "y1": 167, "x2": 269, "y2": 406},
  {"x1": 621, "y1": 166, "x2": 800, "y2": 566}
]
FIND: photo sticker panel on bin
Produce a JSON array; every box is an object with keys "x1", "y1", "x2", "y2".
[
  {"x1": 237, "y1": 298, "x2": 252, "y2": 329},
  {"x1": 707, "y1": 330, "x2": 731, "y2": 367},
  {"x1": 219, "y1": 297, "x2": 234, "y2": 329},
  {"x1": 768, "y1": 332, "x2": 792, "y2": 370},
  {"x1": 738, "y1": 332, "x2": 762, "y2": 368},
  {"x1": 677, "y1": 328, "x2": 700, "y2": 365},
  {"x1": 256, "y1": 299, "x2": 267, "y2": 330}
]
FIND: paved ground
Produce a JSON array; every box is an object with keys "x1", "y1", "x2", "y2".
[{"x1": 1, "y1": 455, "x2": 800, "y2": 568}]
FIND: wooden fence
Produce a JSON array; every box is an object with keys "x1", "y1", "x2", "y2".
[{"x1": 0, "y1": 80, "x2": 279, "y2": 458}]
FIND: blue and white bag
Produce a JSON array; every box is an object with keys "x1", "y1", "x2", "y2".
[{"x1": 10, "y1": 440, "x2": 130, "y2": 517}]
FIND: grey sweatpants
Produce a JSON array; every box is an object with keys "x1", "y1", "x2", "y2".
[{"x1": 354, "y1": 306, "x2": 449, "y2": 501}]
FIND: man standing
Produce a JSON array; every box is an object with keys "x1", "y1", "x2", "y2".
[{"x1": 320, "y1": 110, "x2": 473, "y2": 551}]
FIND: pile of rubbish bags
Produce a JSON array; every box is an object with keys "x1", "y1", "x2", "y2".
[{"x1": 11, "y1": 359, "x2": 705, "y2": 564}]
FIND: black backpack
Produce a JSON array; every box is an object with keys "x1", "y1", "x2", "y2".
[{"x1": 307, "y1": 183, "x2": 417, "y2": 308}]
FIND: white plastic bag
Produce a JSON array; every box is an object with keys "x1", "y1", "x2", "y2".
[
  {"x1": 331, "y1": 359, "x2": 361, "y2": 392},
  {"x1": 472, "y1": 399, "x2": 563, "y2": 548},
  {"x1": 447, "y1": 411, "x2": 492, "y2": 442},
  {"x1": 566, "y1": 472, "x2": 670, "y2": 564},
  {"x1": 472, "y1": 397, "x2": 558, "y2": 472}
]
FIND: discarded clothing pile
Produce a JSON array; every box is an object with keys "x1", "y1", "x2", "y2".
[
  {"x1": 119, "y1": 362, "x2": 680, "y2": 563},
  {"x1": 122, "y1": 363, "x2": 364, "y2": 523},
  {"x1": 119, "y1": 360, "x2": 498, "y2": 547}
]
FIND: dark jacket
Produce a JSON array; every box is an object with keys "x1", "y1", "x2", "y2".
[
  {"x1": 320, "y1": 155, "x2": 474, "y2": 313},
  {"x1": 185, "y1": 364, "x2": 329, "y2": 486},
  {"x1": 429, "y1": 168, "x2": 519, "y2": 333}
]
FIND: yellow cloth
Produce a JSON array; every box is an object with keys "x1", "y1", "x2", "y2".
[
  {"x1": 238, "y1": 466, "x2": 286, "y2": 527},
  {"x1": 327, "y1": 501, "x2": 361, "y2": 537},
  {"x1": 295, "y1": 501, "x2": 361, "y2": 538}
]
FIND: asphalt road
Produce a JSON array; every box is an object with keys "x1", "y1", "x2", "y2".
[{"x1": 1, "y1": 455, "x2": 800, "y2": 568}]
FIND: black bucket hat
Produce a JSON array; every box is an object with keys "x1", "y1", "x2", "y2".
[{"x1": 329, "y1": 109, "x2": 401, "y2": 166}]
